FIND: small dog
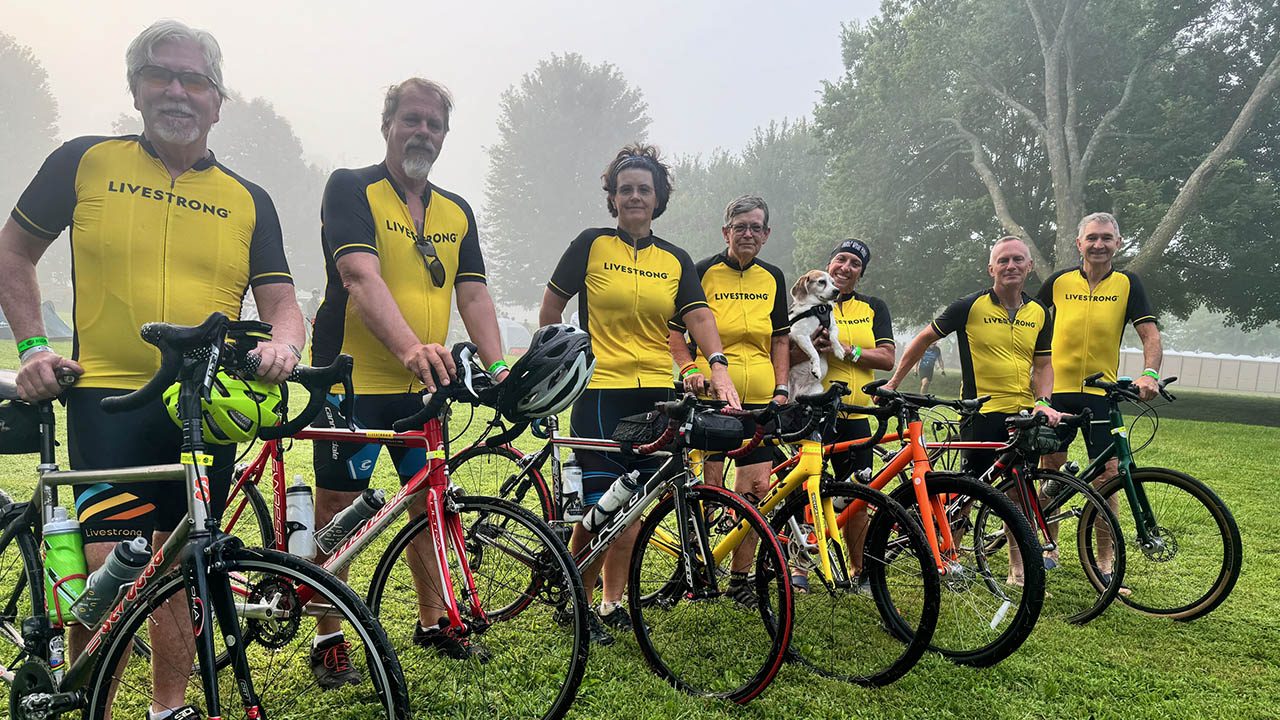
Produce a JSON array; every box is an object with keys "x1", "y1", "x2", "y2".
[{"x1": 788, "y1": 270, "x2": 845, "y2": 397}]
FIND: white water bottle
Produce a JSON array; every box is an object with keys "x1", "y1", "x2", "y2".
[
  {"x1": 561, "y1": 452, "x2": 584, "y2": 522},
  {"x1": 581, "y1": 471, "x2": 641, "y2": 533},
  {"x1": 314, "y1": 488, "x2": 385, "y2": 554},
  {"x1": 71, "y1": 536, "x2": 150, "y2": 626},
  {"x1": 285, "y1": 476, "x2": 317, "y2": 559}
]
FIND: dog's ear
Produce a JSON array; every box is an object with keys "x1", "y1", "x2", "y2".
[{"x1": 791, "y1": 272, "x2": 813, "y2": 304}]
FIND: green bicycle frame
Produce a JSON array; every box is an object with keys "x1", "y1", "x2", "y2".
[{"x1": 1065, "y1": 399, "x2": 1160, "y2": 544}]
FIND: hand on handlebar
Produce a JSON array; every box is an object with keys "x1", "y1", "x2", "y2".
[
  {"x1": 400, "y1": 342, "x2": 455, "y2": 392},
  {"x1": 16, "y1": 351, "x2": 83, "y2": 402},
  {"x1": 1134, "y1": 374, "x2": 1159, "y2": 402},
  {"x1": 249, "y1": 340, "x2": 300, "y2": 384},
  {"x1": 1032, "y1": 403, "x2": 1063, "y2": 427},
  {"x1": 682, "y1": 370, "x2": 708, "y2": 396},
  {"x1": 708, "y1": 365, "x2": 741, "y2": 409}
]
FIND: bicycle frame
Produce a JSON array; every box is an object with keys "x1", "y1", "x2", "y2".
[{"x1": 1062, "y1": 403, "x2": 1160, "y2": 543}]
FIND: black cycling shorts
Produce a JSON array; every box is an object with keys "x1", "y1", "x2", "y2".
[
  {"x1": 570, "y1": 387, "x2": 674, "y2": 506},
  {"x1": 1050, "y1": 392, "x2": 1114, "y2": 459},
  {"x1": 312, "y1": 393, "x2": 428, "y2": 492},
  {"x1": 918, "y1": 358, "x2": 937, "y2": 380},
  {"x1": 825, "y1": 417, "x2": 874, "y2": 483},
  {"x1": 68, "y1": 388, "x2": 236, "y2": 544},
  {"x1": 959, "y1": 411, "x2": 1014, "y2": 477}
]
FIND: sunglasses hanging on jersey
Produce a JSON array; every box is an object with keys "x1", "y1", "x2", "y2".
[{"x1": 414, "y1": 235, "x2": 447, "y2": 288}]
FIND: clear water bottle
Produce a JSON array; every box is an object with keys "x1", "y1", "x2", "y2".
[
  {"x1": 285, "y1": 475, "x2": 317, "y2": 559},
  {"x1": 561, "y1": 452, "x2": 584, "y2": 522},
  {"x1": 71, "y1": 536, "x2": 150, "y2": 626},
  {"x1": 314, "y1": 488, "x2": 385, "y2": 554},
  {"x1": 581, "y1": 471, "x2": 641, "y2": 533},
  {"x1": 42, "y1": 506, "x2": 87, "y2": 624}
]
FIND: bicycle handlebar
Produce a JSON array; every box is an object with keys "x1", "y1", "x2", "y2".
[
  {"x1": 1003, "y1": 408, "x2": 1091, "y2": 431},
  {"x1": 390, "y1": 342, "x2": 496, "y2": 432},
  {"x1": 863, "y1": 378, "x2": 990, "y2": 413},
  {"x1": 1084, "y1": 371, "x2": 1178, "y2": 403},
  {"x1": 256, "y1": 354, "x2": 355, "y2": 440}
]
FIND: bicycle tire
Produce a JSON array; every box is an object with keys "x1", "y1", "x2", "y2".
[
  {"x1": 223, "y1": 475, "x2": 276, "y2": 549},
  {"x1": 773, "y1": 480, "x2": 940, "y2": 686},
  {"x1": 449, "y1": 444, "x2": 554, "y2": 521},
  {"x1": 888, "y1": 472, "x2": 1045, "y2": 667},
  {"x1": 0, "y1": 493, "x2": 36, "y2": 669},
  {"x1": 84, "y1": 546, "x2": 409, "y2": 719},
  {"x1": 1096, "y1": 467, "x2": 1242, "y2": 620},
  {"x1": 628, "y1": 483, "x2": 793, "y2": 704},
  {"x1": 366, "y1": 494, "x2": 587, "y2": 720},
  {"x1": 986, "y1": 470, "x2": 1126, "y2": 625}
]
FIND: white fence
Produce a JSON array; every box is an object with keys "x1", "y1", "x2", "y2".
[{"x1": 1120, "y1": 349, "x2": 1280, "y2": 396}]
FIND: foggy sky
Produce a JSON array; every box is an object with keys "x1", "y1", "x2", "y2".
[{"x1": 6, "y1": 0, "x2": 877, "y2": 216}]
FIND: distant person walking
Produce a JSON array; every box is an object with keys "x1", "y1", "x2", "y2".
[{"x1": 917, "y1": 341, "x2": 944, "y2": 393}]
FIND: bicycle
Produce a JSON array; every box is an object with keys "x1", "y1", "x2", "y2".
[
  {"x1": 213, "y1": 343, "x2": 590, "y2": 720},
  {"x1": 427, "y1": 389, "x2": 794, "y2": 702},
  {"x1": 766, "y1": 380, "x2": 1046, "y2": 667},
  {"x1": 1054, "y1": 373, "x2": 1242, "y2": 620},
  {"x1": 0, "y1": 313, "x2": 409, "y2": 719}
]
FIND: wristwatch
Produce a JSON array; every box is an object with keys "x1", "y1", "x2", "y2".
[{"x1": 707, "y1": 352, "x2": 729, "y2": 368}]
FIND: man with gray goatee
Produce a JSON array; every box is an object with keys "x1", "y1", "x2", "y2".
[{"x1": 0, "y1": 19, "x2": 302, "y2": 720}]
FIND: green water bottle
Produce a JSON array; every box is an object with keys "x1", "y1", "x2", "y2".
[{"x1": 42, "y1": 506, "x2": 88, "y2": 624}]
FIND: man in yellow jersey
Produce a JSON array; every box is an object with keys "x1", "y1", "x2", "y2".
[
  {"x1": 0, "y1": 20, "x2": 303, "y2": 720},
  {"x1": 889, "y1": 236, "x2": 1063, "y2": 471},
  {"x1": 1037, "y1": 212, "x2": 1162, "y2": 477},
  {"x1": 308, "y1": 78, "x2": 508, "y2": 666}
]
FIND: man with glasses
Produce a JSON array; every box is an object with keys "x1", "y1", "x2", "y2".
[
  {"x1": 0, "y1": 20, "x2": 303, "y2": 720},
  {"x1": 309, "y1": 77, "x2": 507, "y2": 663}
]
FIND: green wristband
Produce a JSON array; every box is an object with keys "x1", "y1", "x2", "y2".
[
  {"x1": 16, "y1": 336, "x2": 49, "y2": 353},
  {"x1": 851, "y1": 345, "x2": 862, "y2": 363},
  {"x1": 1142, "y1": 369, "x2": 1160, "y2": 380},
  {"x1": 681, "y1": 366, "x2": 703, "y2": 380},
  {"x1": 488, "y1": 359, "x2": 510, "y2": 375}
]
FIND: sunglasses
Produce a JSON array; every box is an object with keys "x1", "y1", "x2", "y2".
[
  {"x1": 414, "y1": 236, "x2": 447, "y2": 288},
  {"x1": 134, "y1": 64, "x2": 220, "y2": 95}
]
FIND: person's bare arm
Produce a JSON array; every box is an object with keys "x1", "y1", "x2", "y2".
[
  {"x1": 337, "y1": 252, "x2": 453, "y2": 391},
  {"x1": 669, "y1": 329, "x2": 707, "y2": 395},
  {"x1": 250, "y1": 282, "x2": 305, "y2": 383},
  {"x1": 886, "y1": 327, "x2": 942, "y2": 390},
  {"x1": 1133, "y1": 321, "x2": 1164, "y2": 401},
  {"x1": 681, "y1": 307, "x2": 740, "y2": 408},
  {"x1": 0, "y1": 218, "x2": 82, "y2": 400},
  {"x1": 1031, "y1": 354, "x2": 1062, "y2": 424},
  {"x1": 539, "y1": 288, "x2": 569, "y2": 327},
  {"x1": 456, "y1": 281, "x2": 508, "y2": 380}
]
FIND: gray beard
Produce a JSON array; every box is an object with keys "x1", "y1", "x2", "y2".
[
  {"x1": 402, "y1": 153, "x2": 434, "y2": 181},
  {"x1": 151, "y1": 119, "x2": 199, "y2": 146}
]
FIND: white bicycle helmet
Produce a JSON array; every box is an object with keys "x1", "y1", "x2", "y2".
[{"x1": 498, "y1": 324, "x2": 595, "y2": 422}]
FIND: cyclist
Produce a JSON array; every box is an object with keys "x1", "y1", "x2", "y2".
[
  {"x1": 539, "y1": 144, "x2": 740, "y2": 643},
  {"x1": 0, "y1": 20, "x2": 303, "y2": 720},
  {"x1": 1036, "y1": 212, "x2": 1162, "y2": 578},
  {"x1": 308, "y1": 78, "x2": 508, "y2": 667},
  {"x1": 918, "y1": 342, "x2": 945, "y2": 394},
  {"x1": 888, "y1": 236, "x2": 1061, "y2": 583},
  {"x1": 669, "y1": 194, "x2": 790, "y2": 600},
  {"x1": 792, "y1": 239, "x2": 895, "y2": 591}
]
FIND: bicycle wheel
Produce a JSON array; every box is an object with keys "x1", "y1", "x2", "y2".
[
  {"x1": 366, "y1": 494, "x2": 587, "y2": 720},
  {"x1": 629, "y1": 483, "x2": 792, "y2": 703},
  {"x1": 222, "y1": 472, "x2": 276, "y2": 549},
  {"x1": 0, "y1": 492, "x2": 35, "y2": 670},
  {"x1": 773, "y1": 480, "x2": 939, "y2": 686},
  {"x1": 84, "y1": 546, "x2": 409, "y2": 719},
  {"x1": 1096, "y1": 467, "x2": 1242, "y2": 620},
  {"x1": 986, "y1": 470, "x2": 1126, "y2": 625},
  {"x1": 449, "y1": 444, "x2": 554, "y2": 521},
  {"x1": 888, "y1": 473, "x2": 1045, "y2": 667}
]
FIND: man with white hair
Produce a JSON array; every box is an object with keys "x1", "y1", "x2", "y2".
[
  {"x1": 0, "y1": 19, "x2": 302, "y2": 720},
  {"x1": 308, "y1": 78, "x2": 508, "y2": 664}
]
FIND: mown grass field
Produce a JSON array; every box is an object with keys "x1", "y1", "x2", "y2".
[{"x1": 2, "y1": 341, "x2": 1278, "y2": 719}]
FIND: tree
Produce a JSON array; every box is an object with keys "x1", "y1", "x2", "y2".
[
  {"x1": 661, "y1": 119, "x2": 825, "y2": 279},
  {"x1": 114, "y1": 95, "x2": 329, "y2": 291},
  {"x1": 483, "y1": 53, "x2": 650, "y2": 307},
  {"x1": 0, "y1": 32, "x2": 59, "y2": 212},
  {"x1": 806, "y1": 0, "x2": 1280, "y2": 326}
]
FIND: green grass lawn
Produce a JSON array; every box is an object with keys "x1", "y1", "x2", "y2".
[{"x1": 2, "y1": 342, "x2": 1278, "y2": 718}]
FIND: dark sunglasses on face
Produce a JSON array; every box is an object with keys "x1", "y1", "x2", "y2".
[
  {"x1": 414, "y1": 236, "x2": 447, "y2": 288},
  {"x1": 134, "y1": 65, "x2": 219, "y2": 95}
]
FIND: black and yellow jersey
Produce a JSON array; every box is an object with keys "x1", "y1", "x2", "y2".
[
  {"x1": 548, "y1": 228, "x2": 707, "y2": 389},
  {"x1": 311, "y1": 163, "x2": 485, "y2": 393},
  {"x1": 1037, "y1": 267, "x2": 1156, "y2": 395},
  {"x1": 930, "y1": 290, "x2": 1052, "y2": 414},
  {"x1": 672, "y1": 252, "x2": 788, "y2": 404},
  {"x1": 10, "y1": 134, "x2": 291, "y2": 390},
  {"x1": 823, "y1": 292, "x2": 894, "y2": 411}
]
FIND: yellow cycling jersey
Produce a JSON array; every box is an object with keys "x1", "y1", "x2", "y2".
[
  {"x1": 11, "y1": 135, "x2": 292, "y2": 390},
  {"x1": 548, "y1": 228, "x2": 707, "y2": 389},
  {"x1": 930, "y1": 290, "x2": 1053, "y2": 414},
  {"x1": 672, "y1": 252, "x2": 789, "y2": 404},
  {"x1": 311, "y1": 163, "x2": 486, "y2": 393},
  {"x1": 1037, "y1": 267, "x2": 1156, "y2": 395},
  {"x1": 823, "y1": 292, "x2": 895, "y2": 412}
]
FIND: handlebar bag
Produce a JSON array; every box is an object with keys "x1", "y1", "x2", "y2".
[
  {"x1": 0, "y1": 400, "x2": 42, "y2": 455},
  {"x1": 684, "y1": 410, "x2": 745, "y2": 452}
]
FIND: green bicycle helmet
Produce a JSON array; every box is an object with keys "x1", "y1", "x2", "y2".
[{"x1": 163, "y1": 372, "x2": 283, "y2": 445}]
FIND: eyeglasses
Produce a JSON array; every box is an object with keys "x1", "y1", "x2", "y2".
[
  {"x1": 414, "y1": 236, "x2": 447, "y2": 288},
  {"x1": 728, "y1": 223, "x2": 767, "y2": 236},
  {"x1": 134, "y1": 65, "x2": 220, "y2": 95}
]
